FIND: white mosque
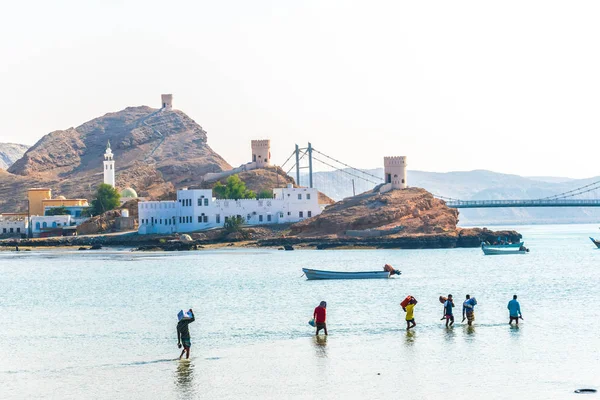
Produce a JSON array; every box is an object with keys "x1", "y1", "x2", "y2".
[{"x1": 103, "y1": 141, "x2": 139, "y2": 203}]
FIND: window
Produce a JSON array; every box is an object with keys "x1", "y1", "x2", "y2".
[
  {"x1": 10, "y1": 228, "x2": 14, "y2": 233},
  {"x1": 2, "y1": 228, "x2": 5, "y2": 233},
  {"x1": 216, "y1": 214, "x2": 221, "y2": 224},
  {"x1": 308, "y1": 211, "x2": 312, "y2": 217},
  {"x1": 42, "y1": 222, "x2": 47, "y2": 228},
  {"x1": 16, "y1": 228, "x2": 20, "y2": 233},
  {"x1": 287, "y1": 212, "x2": 291, "y2": 216},
  {"x1": 259, "y1": 215, "x2": 263, "y2": 222},
  {"x1": 247, "y1": 214, "x2": 251, "y2": 221},
  {"x1": 299, "y1": 211, "x2": 303, "y2": 218},
  {"x1": 36, "y1": 222, "x2": 40, "y2": 230},
  {"x1": 198, "y1": 216, "x2": 202, "y2": 223},
  {"x1": 160, "y1": 219, "x2": 163, "y2": 224},
  {"x1": 204, "y1": 198, "x2": 209, "y2": 206},
  {"x1": 279, "y1": 212, "x2": 284, "y2": 218},
  {"x1": 198, "y1": 198, "x2": 202, "y2": 207},
  {"x1": 179, "y1": 217, "x2": 182, "y2": 223},
  {"x1": 267, "y1": 215, "x2": 272, "y2": 222},
  {"x1": 298, "y1": 194, "x2": 302, "y2": 200},
  {"x1": 203, "y1": 215, "x2": 208, "y2": 223},
  {"x1": 307, "y1": 194, "x2": 311, "y2": 200}
]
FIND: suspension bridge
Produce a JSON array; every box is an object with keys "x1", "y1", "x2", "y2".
[{"x1": 280, "y1": 143, "x2": 600, "y2": 208}]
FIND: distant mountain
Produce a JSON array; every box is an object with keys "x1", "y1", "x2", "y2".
[
  {"x1": 306, "y1": 168, "x2": 600, "y2": 225},
  {"x1": 0, "y1": 143, "x2": 29, "y2": 170},
  {"x1": 0, "y1": 106, "x2": 231, "y2": 212}
]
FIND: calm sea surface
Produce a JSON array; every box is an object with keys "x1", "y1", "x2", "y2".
[{"x1": 2, "y1": 224, "x2": 600, "y2": 399}]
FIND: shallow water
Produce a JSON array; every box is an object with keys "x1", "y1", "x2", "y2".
[{"x1": 1, "y1": 224, "x2": 600, "y2": 399}]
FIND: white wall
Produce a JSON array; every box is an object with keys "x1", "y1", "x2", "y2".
[{"x1": 137, "y1": 186, "x2": 321, "y2": 234}]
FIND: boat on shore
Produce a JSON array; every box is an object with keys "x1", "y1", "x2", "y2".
[
  {"x1": 302, "y1": 268, "x2": 400, "y2": 280},
  {"x1": 481, "y1": 243, "x2": 529, "y2": 255},
  {"x1": 589, "y1": 237, "x2": 600, "y2": 248}
]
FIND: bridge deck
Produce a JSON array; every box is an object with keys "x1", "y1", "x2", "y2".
[{"x1": 445, "y1": 199, "x2": 600, "y2": 208}]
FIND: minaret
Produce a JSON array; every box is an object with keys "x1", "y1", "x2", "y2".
[{"x1": 103, "y1": 140, "x2": 115, "y2": 187}]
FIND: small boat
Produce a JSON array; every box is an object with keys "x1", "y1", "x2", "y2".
[
  {"x1": 589, "y1": 237, "x2": 600, "y2": 248},
  {"x1": 482, "y1": 242, "x2": 524, "y2": 248},
  {"x1": 302, "y1": 268, "x2": 400, "y2": 280},
  {"x1": 481, "y1": 243, "x2": 529, "y2": 255}
]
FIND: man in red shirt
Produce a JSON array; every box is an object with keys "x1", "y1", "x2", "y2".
[{"x1": 313, "y1": 301, "x2": 328, "y2": 335}]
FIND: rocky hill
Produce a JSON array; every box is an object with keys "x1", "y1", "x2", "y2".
[
  {"x1": 0, "y1": 106, "x2": 232, "y2": 212},
  {"x1": 0, "y1": 143, "x2": 29, "y2": 170},
  {"x1": 291, "y1": 187, "x2": 458, "y2": 237}
]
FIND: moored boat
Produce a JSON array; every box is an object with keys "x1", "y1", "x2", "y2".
[
  {"x1": 481, "y1": 243, "x2": 529, "y2": 255},
  {"x1": 482, "y1": 242, "x2": 524, "y2": 248},
  {"x1": 589, "y1": 237, "x2": 600, "y2": 248},
  {"x1": 302, "y1": 268, "x2": 400, "y2": 280}
]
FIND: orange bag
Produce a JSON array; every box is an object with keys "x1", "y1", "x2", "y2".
[{"x1": 400, "y1": 295, "x2": 412, "y2": 308}]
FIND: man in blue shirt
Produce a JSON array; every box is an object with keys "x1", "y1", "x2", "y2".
[
  {"x1": 507, "y1": 295, "x2": 522, "y2": 325},
  {"x1": 443, "y1": 294, "x2": 455, "y2": 327}
]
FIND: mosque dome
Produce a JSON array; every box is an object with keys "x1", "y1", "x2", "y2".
[
  {"x1": 120, "y1": 187, "x2": 138, "y2": 198},
  {"x1": 56, "y1": 195, "x2": 66, "y2": 200}
]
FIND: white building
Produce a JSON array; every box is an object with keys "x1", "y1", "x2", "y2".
[
  {"x1": 104, "y1": 141, "x2": 115, "y2": 187},
  {"x1": 138, "y1": 184, "x2": 321, "y2": 234},
  {"x1": 0, "y1": 213, "x2": 28, "y2": 237}
]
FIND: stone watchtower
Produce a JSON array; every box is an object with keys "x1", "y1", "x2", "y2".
[
  {"x1": 251, "y1": 139, "x2": 271, "y2": 168},
  {"x1": 104, "y1": 140, "x2": 115, "y2": 187},
  {"x1": 161, "y1": 94, "x2": 173, "y2": 109},
  {"x1": 384, "y1": 156, "x2": 407, "y2": 189}
]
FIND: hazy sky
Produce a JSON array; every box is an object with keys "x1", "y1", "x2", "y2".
[{"x1": 1, "y1": 1, "x2": 600, "y2": 178}]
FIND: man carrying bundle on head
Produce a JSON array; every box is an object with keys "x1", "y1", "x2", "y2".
[
  {"x1": 462, "y1": 294, "x2": 477, "y2": 326},
  {"x1": 177, "y1": 309, "x2": 195, "y2": 359}
]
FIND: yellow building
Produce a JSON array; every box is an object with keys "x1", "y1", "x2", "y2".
[
  {"x1": 27, "y1": 189, "x2": 89, "y2": 216},
  {"x1": 27, "y1": 188, "x2": 52, "y2": 216}
]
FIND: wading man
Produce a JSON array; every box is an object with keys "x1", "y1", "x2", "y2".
[{"x1": 177, "y1": 309, "x2": 195, "y2": 359}]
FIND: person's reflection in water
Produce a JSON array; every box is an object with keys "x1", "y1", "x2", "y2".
[
  {"x1": 404, "y1": 330, "x2": 416, "y2": 346},
  {"x1": 444, "y1": 326, "x2": 456, "y2": 343},
  {"x1": 312, "y1": 335, "x2": 328, "y2": 358},
  {"x1": 174, "y1": 360, "x2": 195, "y2": 397}
]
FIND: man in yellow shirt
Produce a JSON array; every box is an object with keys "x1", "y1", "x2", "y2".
[{"x1": 404, "y1": 298, "x2": 417, "y2": 330}]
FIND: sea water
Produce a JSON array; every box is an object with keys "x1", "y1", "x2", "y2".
[{"x1": 1, "y1": 224, "x2": 600, "y2": 399}]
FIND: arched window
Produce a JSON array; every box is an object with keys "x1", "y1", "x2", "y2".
[
  {"x1": 35, "y1": 222, "x2": 41, "y2": 230},
  {"x1": 42, "y1": 222, "x2": 47, "y2": 228},
  {"x1": 52, "y1": 222, "x2": 57, "y2": 228}
]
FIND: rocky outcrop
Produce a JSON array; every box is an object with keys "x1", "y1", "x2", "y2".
[
  {"x1": 0, "y1": 143, "x2": 29, "y2": 170},
  {"x1": 76, "y1": 200, "x2": 140, "y2": 235},
  {"x1": 291, "y1": 187, "x2": 459, "y2": 237}
]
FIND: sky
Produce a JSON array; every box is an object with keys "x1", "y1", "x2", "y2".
[{"x1": 1, "y1": 1, "x2": 600, "y2": 178}]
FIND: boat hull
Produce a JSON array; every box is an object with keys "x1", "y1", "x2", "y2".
[
  {"x1": 302, "y1": 268, "x2": 392, "y2": 280},
  {"x1": 482, "y1": 247, "x2": 528, "y2": 255}
]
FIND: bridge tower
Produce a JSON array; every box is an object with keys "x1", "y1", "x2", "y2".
[
  {"x1": 251, "y1": 139, "x2": 271, "y2": 168},
  {"x1": 384, "y1": 156, "x2": 407, "y2": 190}
]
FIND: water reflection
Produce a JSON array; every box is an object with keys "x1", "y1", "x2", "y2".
[
  {"x1": 312, "y1": 335, "x2": 328, "y2": 358},
  {"x1": 444, "y1": 327, "x2": 456, "y2": 342},
  {"x1": 174, "y1": 360, "x2": 195, "y2": 397},
  {"x1": 404, "y1": 330, "x2": 416, "y2": 346}
]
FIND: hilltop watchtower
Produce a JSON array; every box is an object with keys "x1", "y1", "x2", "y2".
[
  {"x1": 384, "y1": 156, "x2": 407, "y2": 190},
  {"x1": 251, "y1": 139, "x2": 271, "y2": 168},
  {"x1": 161, "y1": 94, "x2": 173, "y2": 110}
]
